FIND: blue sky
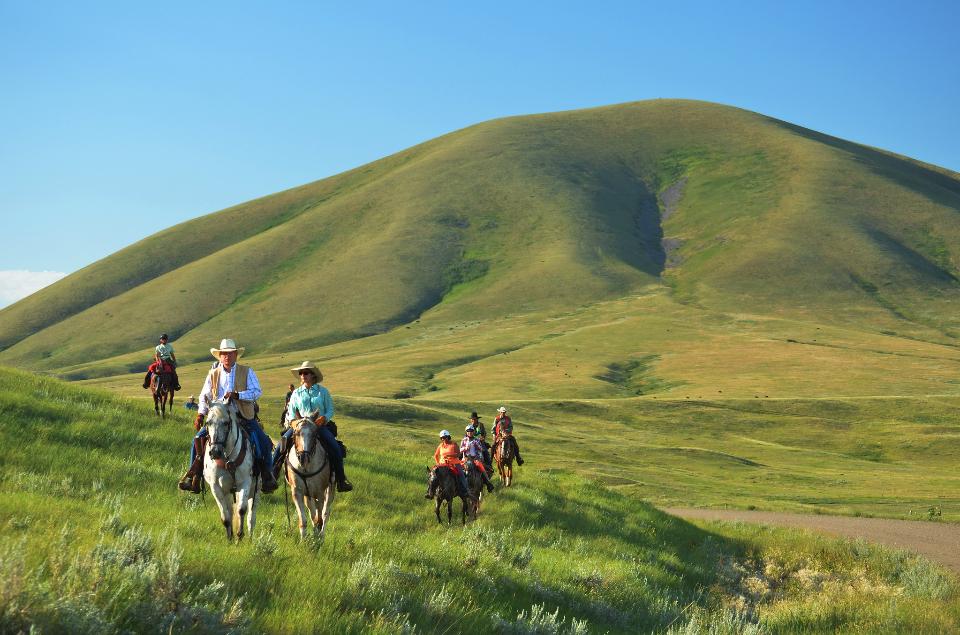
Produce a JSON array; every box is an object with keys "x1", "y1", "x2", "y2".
[{"x1": 1, "y1": 1, "x2": 958, "y2": 304}]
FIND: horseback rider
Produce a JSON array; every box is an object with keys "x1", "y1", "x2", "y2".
[
  {"x1": 271, "y1": 361, "x2": 353, "y2": 492},
  {"x1": 143, "y1": 333, "x2": 182, "y2": 391},
  {"x1": 460, "y1": 425, "x2": 495, "y2": 493},
  {"x1": 469, "y1": 411, "x2": 492, "y2": 468},
  {"x1": 177, "y1": 338, "x2": 278, "y2": 493},
  {"x1": 492, "y1": 406, "x2": 524, "y2": 465},
  {"x1": 427, "y1": 430, "x2": 474, "y2": 500}
]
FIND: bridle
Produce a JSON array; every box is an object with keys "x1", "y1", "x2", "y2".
[
  {"x1": 207, "y1": 407, "x2": 247, "y2": 476},
  {"x1": 287, "y1": 418, "x2": 329, "y2": 492}
]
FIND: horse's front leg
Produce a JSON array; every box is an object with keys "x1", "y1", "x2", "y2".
[
  {"x1": 318, "y1": 482, "x2": 335, "y2": 541},
  {"x1": 447, "y1": 498, "x2": 453, "y2": 524},
  {"x1": 211, "y1": 483, "x2": 233, "y2": 541},
  {"x1": 247, "y1": 485, "x2": 258, "y2": 539},
  {"x1": 305, "y1": 490, "x2": 321, "y2": 538},
  {"x1": 235, "y1": 482, "x2": 251, "y2": 542},
  {"x1": 292, "y1": 490, "x2": 310, "y2": 540},
  {"x1": 434, "y1": 497, "x2": 442, "y2": 524}
]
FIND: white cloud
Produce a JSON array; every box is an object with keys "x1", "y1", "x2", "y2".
[{"x1": 0, "y1": 270, "x2": 68, "y2": 308}]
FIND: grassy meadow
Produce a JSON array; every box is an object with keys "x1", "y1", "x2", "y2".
[
  {"x1": 3, "y1": 367, "x2": 960, "y2": 634},
  {"x1": 3, "y1": 99, "x2": 960, "y2": 632}
]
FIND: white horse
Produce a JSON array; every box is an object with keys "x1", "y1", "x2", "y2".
[
  {"x1": 203, "y1": 402, "x2": 258, "y2": 541},
  {"x1": 285, "y1": 416, "x2": 335, "y2": 540}
]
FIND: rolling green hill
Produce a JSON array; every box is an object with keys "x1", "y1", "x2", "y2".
[{"x1": 2, "y1": 99, "x2": 959, "y2": 379}]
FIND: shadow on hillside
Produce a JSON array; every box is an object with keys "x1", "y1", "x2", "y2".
[{"x1": 769, "y1": 118, "x2": 960, "y2": 212}]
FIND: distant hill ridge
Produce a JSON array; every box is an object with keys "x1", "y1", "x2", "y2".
[{"x1": 2, "y1": 99, "x2": 959, "y2": 372}]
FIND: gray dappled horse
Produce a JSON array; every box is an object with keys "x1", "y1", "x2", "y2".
[
  {"x1": 203, "y1": 403, "x2": 258, "y2": 541},
  {"x1": 425, "y1": 466, "x2": 470, "y2": 525},
  {"x1": 285, "y1": 416, "x2": 336, "y2": 541},
  {"x1": 151, "y1": 368, "x2": 175, "y2": 417}
]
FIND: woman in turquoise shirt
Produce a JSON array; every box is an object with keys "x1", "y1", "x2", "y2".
[{"x1": 272, "y1": 361, "x2": 353, "y2": 492}]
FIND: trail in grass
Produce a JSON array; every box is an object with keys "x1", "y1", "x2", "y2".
[{"x1": 664, "y1": 508, "x2": 960, "y2": 574}]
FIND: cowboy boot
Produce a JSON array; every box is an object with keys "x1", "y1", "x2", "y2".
[
  {"x1": 178, "y1": 459, "x2": 202, "y2": 493},
  {"x1": 272, "y1": 435, "x2": 290, "y2": 481},
  {"x1": 481, "y1": 469, "x2": 495, "y2": 492},
  {"x1": 259, "y1": 458, "x2": 278, "y2": 493},
  {"x1": 335, "y1": 465, "x2": 354, "y2": 492},
  {"x1": 514, "y1": 439, "x2": 524, "y2": 466}
]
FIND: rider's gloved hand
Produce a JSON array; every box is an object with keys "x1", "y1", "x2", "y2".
[{"x1": 194, "y1": 413, "x2": 205, "y2": 431}]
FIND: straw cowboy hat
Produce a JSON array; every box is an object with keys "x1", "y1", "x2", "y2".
[
  {"x1": 497, "y1": 406, "x2": 507, "y2": 413},
  {"x1": 210, "y1": 338, "x2": 245, "y2": 359},
  {"x1": 290, "y1": 361, "x2": 323, "y2": 382}
]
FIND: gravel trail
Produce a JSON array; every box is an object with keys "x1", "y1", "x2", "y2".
[{"x1": 663, "y1": 507, "x2": 960, "y2": 574}]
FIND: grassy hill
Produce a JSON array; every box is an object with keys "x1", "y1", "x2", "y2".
[
  {"x1": 2, "y1": 99, "x2": 959, "y2": 378},
  {"x1": 2, "y1": 367, "x2": 959, "y2": 633}
]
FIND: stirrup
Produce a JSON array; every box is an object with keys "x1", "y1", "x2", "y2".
[
  {"x1": 336, "y1": 478, "x2": 354, "y2": 492},
  {"x1": 178, "y1": 475, "x2": 200, "y2": 493}
]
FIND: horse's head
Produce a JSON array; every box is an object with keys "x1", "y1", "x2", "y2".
[
  {"x1": 291, "y1": 416, "x2": 320, "y2": 466},
  {"x1": 426, "y1": 466, "x2": 438, "y2": 496},
  {"x1": 206, "y1": 402, "x2": 238, "y2": 462}
]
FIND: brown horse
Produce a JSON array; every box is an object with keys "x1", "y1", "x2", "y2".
[
  {"x1": 151, "y1": 370, "x2": 175, "y2": 417},
  {"x1": 425, "y1": 466, "x2": 470, "y2": 525},
  {"x1": 462, "y1": 461, "x2": 484, "y2": 517},
  {"x1": 494, "y1": 435, "x2": 517, "y2": 487}
]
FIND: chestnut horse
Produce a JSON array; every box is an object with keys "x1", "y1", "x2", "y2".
[{"x1": 494, "y1": 434, "x2": 517, "y2": 487}]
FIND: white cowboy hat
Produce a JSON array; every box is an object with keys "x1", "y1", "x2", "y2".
[
  {"x1": 497, "y1": 406, "x2": 507, "y2": 413},
  {"x1": 290, "y1": 361, "x2": 323, "y2": 382},
  {"x1": 210, "y1": 338, "x2": 245, "y2": 359}
]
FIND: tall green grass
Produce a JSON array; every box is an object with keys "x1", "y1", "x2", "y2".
[{"x1": 2, "y1": 367, "x2": 959, "y2": 633}]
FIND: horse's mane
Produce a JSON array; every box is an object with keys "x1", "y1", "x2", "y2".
[{"x1": 207, "y1": 402, "x2": 238, "y2": 426}]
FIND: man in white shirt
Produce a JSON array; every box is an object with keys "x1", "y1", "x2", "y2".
[{"x1": 177, "y1": 338, "x2": 278, "y2": 493}]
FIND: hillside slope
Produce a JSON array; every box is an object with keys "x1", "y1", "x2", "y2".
[{"x1": 2, "y1": 99, "x2": 959, "y2": 372}]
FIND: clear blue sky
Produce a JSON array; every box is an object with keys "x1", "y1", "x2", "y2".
[{"x1": 1, "y1": 1, "x2": 958, "y2": 287}]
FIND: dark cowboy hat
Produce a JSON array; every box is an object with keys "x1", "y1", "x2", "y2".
[{"x1": 469, "y1": 411, "x2": 482, "y2": 419}]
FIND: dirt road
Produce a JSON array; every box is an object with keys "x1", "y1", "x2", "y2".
[{"x1": 663, "y1": 507, "x2": 960, "y2": 574}]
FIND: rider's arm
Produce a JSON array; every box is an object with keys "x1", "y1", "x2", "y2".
[
  {"x1": 434, "y1": 445, "x2": 442, "y2": 465},
  {"x1": 316, "y1": 385, "x2": 333, "y2": 424},
  {"x1": 197, "y1": 373, "x2": 214, "y2": 416},
  {"x1": 239, "y1": 368, "x2": 263, "y2": 402}
]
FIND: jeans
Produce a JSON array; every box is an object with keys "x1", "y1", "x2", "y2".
[{"x1": 191, "y1": 418, "x2": 272, "y2": 464}]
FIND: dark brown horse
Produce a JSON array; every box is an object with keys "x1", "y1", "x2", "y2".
[
  {"x1": 151, "y1": 369, "x2": 175, "y2": 417},
  {"x1": 462, "y1": 461, "x2": 484, "y2": 517},
  {"x1": 494, "y1": 435, "x2": 517, "y2": 487},
  {"x1": 425, "y1": 466, "x2": 470, "y2": 525}
]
